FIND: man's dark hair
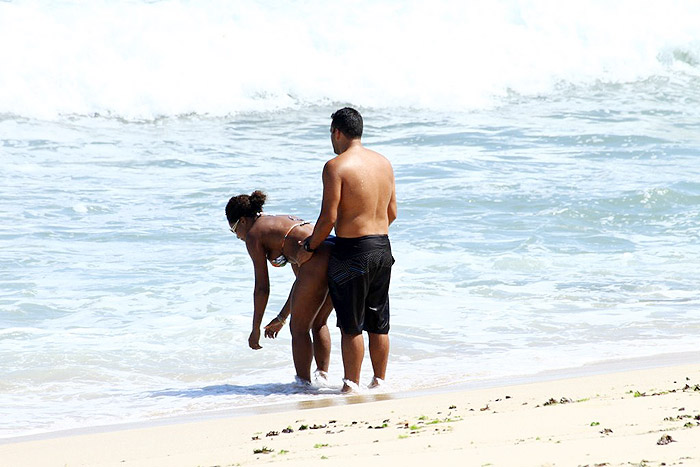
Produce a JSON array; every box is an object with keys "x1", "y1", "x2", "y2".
[{"x1": 331, "y1": 107, "x2": 363, "y2": 138}]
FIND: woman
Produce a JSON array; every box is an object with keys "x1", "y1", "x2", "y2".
[{"x1": 225, "y1": 190, "x2": 334, "y2": 385}]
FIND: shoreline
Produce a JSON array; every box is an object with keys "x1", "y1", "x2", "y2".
[
  {"x1": 4, "y1": 350, "x2": 700, "y2": 446},
  {"x1": 2, "y1": 353, "x2": 700, "y2": 466}
]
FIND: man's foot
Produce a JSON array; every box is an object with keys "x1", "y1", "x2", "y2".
[{"x1": 341, "y1": 378, "x2": 360, "y2": 393}]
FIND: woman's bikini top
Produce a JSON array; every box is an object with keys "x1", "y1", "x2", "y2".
[{"x1": 269, "y1": 218, "x2": 312, "y2": 267}]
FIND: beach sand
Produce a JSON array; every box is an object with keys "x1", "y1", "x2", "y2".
[{"x1": 2, "y1": 363, "x2": 699, "y2": 467}]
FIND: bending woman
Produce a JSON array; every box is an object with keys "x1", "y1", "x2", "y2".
[{"x1": 226, "y1": 190, "x2": 334, "y2": 384}]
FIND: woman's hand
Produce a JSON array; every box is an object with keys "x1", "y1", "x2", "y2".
[
  {"x1": 264, "y1": 317, "x2": 285, "y2": 339},
  {"x1": 248, "y1": 328, "x2": 262, "y2": 350}
]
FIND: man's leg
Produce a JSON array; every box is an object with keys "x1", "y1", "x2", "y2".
[
  {"x1": 341, "y1": 330, "x2": 364, "y2": 392},
  {"x1": 364, "y1": 245, "x2": 392, "y2": 388},
  {"x1": 368, "y1": 332, "x2": 389, "y2": 387}
]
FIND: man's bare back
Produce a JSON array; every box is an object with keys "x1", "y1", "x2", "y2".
[{"x1": 325, "y1": 143, "x2": 397, "y2": 238}]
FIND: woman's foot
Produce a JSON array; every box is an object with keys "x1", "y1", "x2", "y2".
[
  {"x1": 341, "y1": 378, "x2": 360, "y2": 393},
  {"x1": 314, "y1": 369, "x2": 330, "y2": 387},
  {"x1": 294, "y1": 375, "x2": 312, "y2": 387},
  {"x1": 368, "y1": 376, "x2": 385, "y2": 389}
]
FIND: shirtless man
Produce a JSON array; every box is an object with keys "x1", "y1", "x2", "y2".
[{"x1": 297, "y1": 107, "x2": 397, "y2": 392}]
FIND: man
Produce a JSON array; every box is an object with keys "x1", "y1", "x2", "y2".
[{"x1": 297, "y1": 107, "x2": 397, "y2": 392}]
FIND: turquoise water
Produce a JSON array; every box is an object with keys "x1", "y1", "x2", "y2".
[{"x1": 2, "y1": 0, "x2": 700, "y2": 439}]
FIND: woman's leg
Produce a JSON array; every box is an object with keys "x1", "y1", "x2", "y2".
[
  {"x1": 289, "y1": 247, "x2": 331, "y2": 382},
  {"x1": 311, "y1": 293, "x2": 333, "y2": 374}
]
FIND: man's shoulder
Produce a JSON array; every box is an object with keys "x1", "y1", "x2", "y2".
[
  {"x1": 360, "y1": 147, "x2": 391, "y2": 167},
  {"x1": 325, "y1": 147, "x2": 391, "y2": 182},
  {"x1": 322, "y1": 156, "x2": 342, "y2": 176},
  {"x1": 324, "y1": 150, "x2": 357, "y2": 172},
  {"x1": 335, "y1": 147, "x2": 387, "y2": 165}
]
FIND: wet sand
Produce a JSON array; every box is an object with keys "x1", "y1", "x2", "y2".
[{"x1": 2, "y1": 361, "x2": 700, "y2": 466}]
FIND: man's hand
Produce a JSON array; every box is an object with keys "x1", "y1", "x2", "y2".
[
  {"x1": 248, "y1": 328, "x2": 262, "y2": 350},
  {"x1": 264, "y1": 317, "x2": 285, "y2": 339},
  {"x1": 296, "y1": 237, "x2": 315, "y2": 265}
]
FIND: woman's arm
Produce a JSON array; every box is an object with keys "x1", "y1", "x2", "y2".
[
  {"x1": 264, "y1": 264, "x2": 298, "y2": 338},
  {"x1": 247, "y1": 236, "x2": 270, "y2": 350},
  {"x1": 264, "y1": 294, "x2": 290, "y2": 338}
]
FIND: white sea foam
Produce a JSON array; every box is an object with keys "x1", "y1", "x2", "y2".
[{"x1": 1, "y1": 0, "x2": 700, "y2": 119}]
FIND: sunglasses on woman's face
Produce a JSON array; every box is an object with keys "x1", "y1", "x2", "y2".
[{"x1": 229, "y1": 218, "x2": 240, "y2": 234}]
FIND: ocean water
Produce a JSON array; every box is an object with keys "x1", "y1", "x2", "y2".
[{"x1": 2, "y1": 0, "x2": 700, "y2": 439}]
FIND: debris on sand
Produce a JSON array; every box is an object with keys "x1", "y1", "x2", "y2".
[{"x1": 657, "y1": 434, "x2": 676, "y2": 445}]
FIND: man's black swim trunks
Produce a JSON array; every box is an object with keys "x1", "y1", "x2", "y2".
[{"x1": 327, "y1": 235, "x2": 394, "y2": 335}]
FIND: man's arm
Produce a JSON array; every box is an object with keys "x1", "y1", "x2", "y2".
[
  {"x1": 387, "y1": 175, "x2": 397, "y2": 225},
  {"x1": 310, "y1": 160, "x2": 341, "y2": 247},
  {"x1": 298, "y1": 160, "x2": 341, "y2": 263}
]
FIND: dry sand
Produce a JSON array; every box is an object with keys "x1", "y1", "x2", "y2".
[{"x1": 2, "y1": 363, "x2": 699, "y2": 467}]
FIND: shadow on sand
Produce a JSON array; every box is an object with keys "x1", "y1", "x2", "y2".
[{"x1": 150, "y1": 382, "x2": 335, "y2": 399}]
